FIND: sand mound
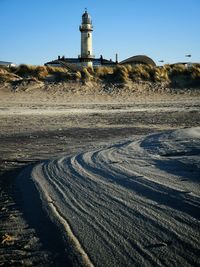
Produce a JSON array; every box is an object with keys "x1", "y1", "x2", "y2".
[{"x1": 17, "y1": 127, "x2": 200, "y2": 266}]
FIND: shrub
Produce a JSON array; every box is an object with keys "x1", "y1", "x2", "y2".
[
  {"x1": 87, "y1": 67, "x2": 95, "y2": 75},
  {"x1": 74, "y1": 71, "x2": 82, "y2": 80},
  {"x1": 15, "y1": 64, "x2": 51, "y2": 80},
  {"x1": 153, "y1": 67, "x2": 169, "y2": 82},
  {"x1": 169, "y1": 64, "x2": 190, "y2": 77},
  {"x1": 0, "y1": 73, "x2": 11, "y2": 82},
  {"x1": 94, "y1": 66, "x2": 113, "y2": 79},
  {"x1": 0, "y1": 71, "x2": 20, "y2": 82},
  {"x1": 190, "y1": 65, "x2": 200, "y2": 80},
  {"x1": 163, "y1": 64, "x2": 172, "y2": 72},
  {"x1": 45, "y1": 66, "x2": 70, "y2": 81},
  {"x1": 112, "y1": 65, "x2": 129, "y2": 83},
  {"x1": 0, "y1": 66, "x2": 9, "y2": 75},
  {"x1": 35, "y1": 66, "x2": 48, "y2": 80},
  {"x1": 15, "y1": 64, "x2": 36, "y2": 77},
  {"x1": 3, "y1": 62, "x2": 199, "y2": 87},
  {"x1": 0, "y1": 66, "x2": 21, "y2": 82},
  {"x1": 81, "y1": 68, "x2": 93, "y2": 82},
  {"x1": 130, "y1": 64, "x2": 151, "y2": 81},
  {"x1": 46, "y1": 66, "x2": 68, "y2": 74},
  {"x1": 124, "y1": 64, "x2": 133, "y2": 73}
]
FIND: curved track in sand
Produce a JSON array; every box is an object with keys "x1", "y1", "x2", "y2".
[{"x1": 30, "y1": 128, "x2": 200, "y2": 267}]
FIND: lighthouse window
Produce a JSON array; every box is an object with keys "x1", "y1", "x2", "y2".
[
  {"x1": 88, "y1": 51, "x2": 90, "y2": 55},
  {"x1": 88, "y1": 33, "x2": 90, "y2": 37}
]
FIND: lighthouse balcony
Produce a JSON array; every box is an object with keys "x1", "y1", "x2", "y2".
[
  {"x1": 79, "y1": 25, "x2": 93, "y2": 32},
  {"x1": 79, "y1": 54, "x2": 95, "y2": 59}
]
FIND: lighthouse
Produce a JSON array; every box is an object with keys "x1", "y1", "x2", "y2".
[{"x1": 79, "y1": 9, "x2": 94, "y2": 67}]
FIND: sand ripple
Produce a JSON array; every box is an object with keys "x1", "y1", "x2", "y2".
[{"x1": 30, "y1": 127, "x2": 200, "y2": 267}]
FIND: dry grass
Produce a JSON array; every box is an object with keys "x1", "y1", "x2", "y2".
[
  {"x1": 35, "y1": 66, "x2": 49, "y2": 80},
  {"x1": 14, "y1": 65, "x2": 70, "y2": 81},
  {"x1": 0, "y1": 66, "x2": 9, "y2": 75},
  {"x1": 1, "y1": 233, "x2": 16, "y2": 245},
  {"x1": 0, "y1": 66, "x2": 20, "y2": 82},
  {"x1": 167, "y1": 64, "x2": 200, "y2": 87},
  {"x1": 154, "y1": 67, "x2": 169, "y2": 82},
  {"x1": 81, "y1": 68, "x2": 93, "y2": 82},
  {"x1": 190, "y1": 65, "x2": 200, "y2": 80},
  {"x1": 169, "y1": 64, "x2": 190, "y2": 77},
  {"x1": 15, "y1": 64, "x2": 36, "y2": 77},
  {"x1": 130, "y1": 65, "x2": 152, "y2": 81},
  {"x1": 46, "y1": 66, "x2": 69, "y2": 74},
  {"x1": 113, "y1": 65, "x2": 130, "y2": 83},
  {"x1": 0, "y1": 63, "x2": 200, "y2": 88},
  {"x1": 94, "y1": 66, "x2": 113, "y2": 77},
  {"x1": 74, "y1": 71, "x2": 82, "y2": 81}
]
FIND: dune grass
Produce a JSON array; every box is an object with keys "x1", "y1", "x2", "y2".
[
  {"x1": 190, "y1": 64, "x2": 200, "y2": 80},
  {"x1": 0, "y1": 63, "x2": 200, "y2": 88},
  {"x1": 0, "y1": 66, "x2": 20, "y2": 82}
]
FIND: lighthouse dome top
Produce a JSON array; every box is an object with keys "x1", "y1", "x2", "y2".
[{"x1": 82, "y1": 10, "x2": 92, "y2": 24}]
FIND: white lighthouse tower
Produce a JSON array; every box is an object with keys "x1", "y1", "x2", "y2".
[{"x1": 79, "y1": 9, "x2": 94, "y2": 67}]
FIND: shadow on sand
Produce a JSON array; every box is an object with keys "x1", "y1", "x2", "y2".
[{"x1": 1, "y1": 163, "x2": 73, "y2": 267}]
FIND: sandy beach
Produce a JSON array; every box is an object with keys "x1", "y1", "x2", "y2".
[
  {"x1": 1, "y1": 0, "x2": 200, "y2": 264},
  {"x1": 0, "y1": 86, "x2": 200, "y2": 266}
]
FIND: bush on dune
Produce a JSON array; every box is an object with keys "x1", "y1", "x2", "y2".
[
  {"x1": 92, "y1": 66, "x2": 114, "y2": 83},
  {"x1": 0, "y1": 66, "x2": 9, "y2": 75},
  {"x1": 47, "y1": 66, "x2": 73, "y2": 81},
  {"x1": 129, "y1": 64, "x2": 151, "y2": 81},
  {"x1": 168, "y1": 64, "x2": 200, "y2": 87},
  {"x1": 79, "y1": 63, "x2": 200, "y2": 86},
  {"x1": 81, "y1": 68, "x2": 93, "y2": 82},
  {"x1": 1, "y1": 62, "x2": 199, "y2": 87},
  {"x1": 112, "y1": 65, "x2": 129, "y2": 83},
  {"x1": 35, "y1": 66, "x2": 49, "y2": 80},
  {"x1": 94, "y1": 66, "x2": 113, "y2": 78},
  {"x1": 46, "y1": 66, "x2": 68, "y2": 74},
  {"x1": 169, "y1": 64, "x2": 190, "y2": 77},
  {"x1": 0, "y1": 66, "x2": 20, "y2": 82},
  {"x1": 127, "y1": 64, "x2": 169, "y2": 83},
  {"x1": 74, "y1": 71, "x2": 82, "y2": 81},
  {"x1": 15, "y1": 64, "x2": 73, "y2": 81},
  {"x1": 190, "y1": 65, "x2": 200, "y2": 80},
  {"x1": 15, "y1": 64, "x2": 36, "y2": 77},
  {"x1": 153, "y1": 67, "x2": 169, "y2": 82},
  {"x1": 15, "y1": 64, "x2": 48, "y2": 80}
]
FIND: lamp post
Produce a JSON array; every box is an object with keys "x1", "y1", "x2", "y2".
[
  {"x1": 185, "y1": 54, "x2": 192, "y2": 67},
  {"x1": 158, "y1": 60, "x2": 164, "y2": 67}
]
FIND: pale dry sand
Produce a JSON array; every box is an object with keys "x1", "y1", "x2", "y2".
[
  {"x1": 30, "y1": 127, "x2": 200, "y2": 267},
  {"x1": 0, "y1": 85, "x2": 200, "y2": 266}
]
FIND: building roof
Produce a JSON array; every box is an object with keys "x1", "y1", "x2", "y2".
[
  {"x1": 0, "y1": 61, "x2": 14, "y2": 65},
  {"x1": 45, "y1": 57, "x2": 117, "y2": 68},
  {"x1": 120, "y1": 55, "x2": 156, "y2": 66},
  {"x1": 82, "y1": 10, "x2": 92, "y2": 24}
]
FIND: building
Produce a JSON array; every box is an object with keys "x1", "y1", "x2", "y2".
[
  {"x1": 45, "y1": 10, "x2": 117, "y2": 69},
  {"x1": 120, "y1": 55, "x2": 156, "y2": 66},
  {"x1": 0, "y1": 61, "x2": 16, "y2": 68},
  {"x1": 45, "y1": 10, "x2": 156, "y2": 69},
  {"x1": 45, "y1": 55, "x2": 117, "y2": 69}
]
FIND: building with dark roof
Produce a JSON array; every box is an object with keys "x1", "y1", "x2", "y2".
[
  {"x1": 45, "y1": 55, "x2": 116, "y2": 69},
  {"x1": 0, "y1": 61, "x2": 16, "y2": 68}
]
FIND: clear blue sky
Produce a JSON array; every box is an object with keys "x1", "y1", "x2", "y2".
[{"x1": 1, "y1": 0, "x2": 200, "y2": 65}]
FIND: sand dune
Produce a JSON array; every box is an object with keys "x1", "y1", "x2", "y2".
[{"x1": 21, "y1": 127, "x2": 200, "y2": 267}]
